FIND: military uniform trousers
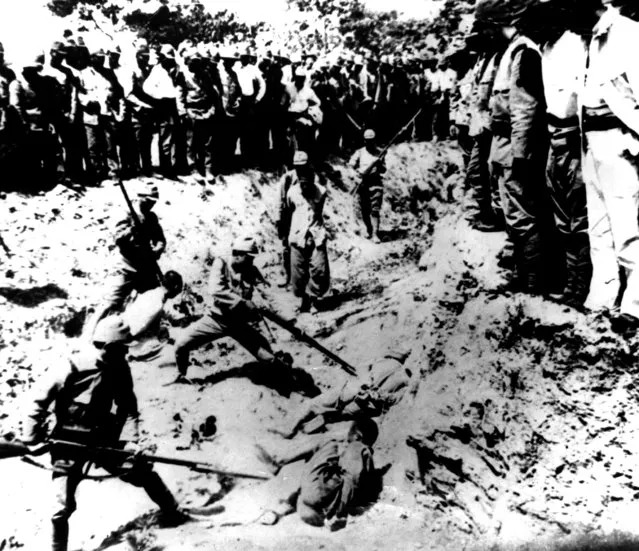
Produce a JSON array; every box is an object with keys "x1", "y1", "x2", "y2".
[
  {"x1": 173, "y1": 313, "x2": 271, "y2": 375},
  {"x1": 465, "y1": 132, "x2": 499, "y2": 223},
  {"x1": 51, "y1": 450, "x2": 176, "y2": 551},
  {"x1": 546, "y1": 127, "x2": 591, "y2": 303},
  {"x1": 290, "y1": 239, "x2": 330, "y2": 300},
  {"x1": 491, "y1": 160, "x2": 544, "y2": 290},
  {"x1": 583, "y1": 127, "x2": 639, "y2": 317},
  {"x1": 358, "y1": 176, "x2": 384, "y2": 236}
]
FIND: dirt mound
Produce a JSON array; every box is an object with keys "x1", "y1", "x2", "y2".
[{"x1": 3, "y1": 141, "x2": 639, "y2": 550}]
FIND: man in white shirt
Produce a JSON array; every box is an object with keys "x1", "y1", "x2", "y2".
[
  {"x1": 581, "y1": 0, "x2": 639, "y2": 334},
  {"x1": 143, "y1": 44, "x2": 181, "y2": 178},
  {"x1": 234, "y1": 48, "x2": 266, "y2": 167}
]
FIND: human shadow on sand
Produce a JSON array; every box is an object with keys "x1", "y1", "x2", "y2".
[{"x1": 191, "y1": 361, "x2": 321, "y2": 398}]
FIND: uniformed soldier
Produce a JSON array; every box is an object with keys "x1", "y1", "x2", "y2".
[
  {"x1": 86, "y1": 184, "x2": 166, "y2": 341},
  {"x1": 278, "y1": 346, "x2": 412, "y2": 439},
  {"x1": 278, "y1": 151, "x2": 331, "y2": 313},
  {"x1": 172, "y1": 236, "x2": 290, "y2": 379},
  {"x1": 349, "y1": 129, "x2": 386, "y2": 243},
  {"x1": 257, "y1": 418, "x2": 379, "y2": 528},
  {"x1": 477, "y1": 0, "x2": 550, "y2": 294},
  {"x1": 22, "y1": 315, "x2": 190, "y2": 551}
]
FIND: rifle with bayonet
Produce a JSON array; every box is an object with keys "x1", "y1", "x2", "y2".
[
  {"x1": 115, "y1": 179, "x2": 164, "y2": 286},
  {"x1": 0, "y1": 438, "x2": 269, "y2": 480},
  {"x1": 350, "y1": 106, "x2": 425, "y2": 196}
]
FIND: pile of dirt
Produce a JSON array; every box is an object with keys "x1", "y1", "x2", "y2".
[{"x1": 2, "y1": 140, "x2": 638, "y2": 551}]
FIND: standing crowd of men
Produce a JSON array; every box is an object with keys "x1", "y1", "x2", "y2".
[
  {"x1": 12, "y1": 0, "x2": 639, "y2": 547},
  {"x1": 459, "y1": 0, "x2": 639, "y2": 336},
  {"x1": 0, "y1": 32, "x2": 459, "y2": 190}
]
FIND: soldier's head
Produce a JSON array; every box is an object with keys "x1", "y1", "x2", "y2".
[
  {"x1": 106, "y1": 45, "x2": 121, "y2": 69},
  {"x1": 92, "y1": 315, "x2": 132, "y2": 361},
  {"x1": 231, "y1": 236, "x2": 258, "y2": 272},
  {"x1": 49, "y1": 42, "x2": 67, "y2": 66},
  {"x1": 90, "y1": 48, "x2": 106, "y2": 70},
  {"x1": 164, "y1": 270, "x2": 184, "y2": 299},
  {"x1": 137, "y1": 185, "x2": 159, "y2": 213},
  {"x1": 363, "y1": 129, "x2": 376, "y2": 151},
  {"x1": 22, "y1": 53, "x2": 45, "y2": 81},
  {"x1": 293, "y1": 151, "x2": 313, "y2": 184},
  {"x1": 348, "y1": 417, "x2": 379, "y2": 447}
]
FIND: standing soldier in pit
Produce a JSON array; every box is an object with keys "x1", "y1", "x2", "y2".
[
  {"x1": 86, "y1": 184, "x2": 165, "y2": 340},
  {"x1": 349, "y1": 129, "x2": 386, "y2": 243},
  {"x1": 278, "y1": 151, "x2": 331, "y2": 313},
  {"x1": 172, "y1": 236, "x2": 292, "y2": 379}
]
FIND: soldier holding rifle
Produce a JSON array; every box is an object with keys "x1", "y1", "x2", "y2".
[
  {"x1": 349, "y1": 129, "x2": 387, "y2": 243},
  {"x1": 87, "y1": 182, "x2": 166, "y2": 340},
  {"x1": 21, "y1": 315, "x2": 191, "y2": 551}
]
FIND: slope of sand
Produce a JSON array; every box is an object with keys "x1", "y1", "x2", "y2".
[{"x1": 2, "y1": 142, "x2": 639, "y2": 550}]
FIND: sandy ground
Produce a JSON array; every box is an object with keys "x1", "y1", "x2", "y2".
[{"x1": 2, "y1": 141, "x2": 639, "y2": 550}]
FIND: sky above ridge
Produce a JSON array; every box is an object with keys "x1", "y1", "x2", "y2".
[{"x1": 0, "y1": 0, "x2": 440, "y2": 66}]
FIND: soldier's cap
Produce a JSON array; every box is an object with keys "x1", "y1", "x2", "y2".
[
  {"x1": 364, "y1": 129, "x2": 376, "y2": 140},
  {"x1": 138, "y1": 185, "x2": 159, "y2": 200},
  {"x1": 293, "y1": 150, "x2": 309, "y2": 166},
  {"x1": 93, "y1": 315, "x2": 132, "y2": 346},
  {"x1": 232, "y1": 236, "x2": 259, "y2": 256}
]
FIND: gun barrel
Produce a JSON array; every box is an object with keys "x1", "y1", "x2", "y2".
[
  {"x1": 261, "y1": 310, "x2": 357, "y2": 376},
  {"x1": 50, "y1": 440, "x2": 270, "y2": 480}
]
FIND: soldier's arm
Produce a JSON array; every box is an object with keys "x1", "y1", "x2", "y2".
[
  {"x1": 208, "y1": 257, "x2": 248, "y2": 315},
  {"x1": 114, "y1": 215, "x2": 134, "y2": 247},
  {"x1": 148, "y1": 212, "x2": 166, "y2": 256},
  {"x1": 509, "y1": 46, "x2": 546, "y2": 162},
  {"x1": 8, "y1": 80, "x2": 25, "y2": 125},
  {"x1": 22, "y1": 365, "x2": 68, "y2": 444},
  {"x1": 255, "y1": 69, "x2": 267, "y2": 103}
]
